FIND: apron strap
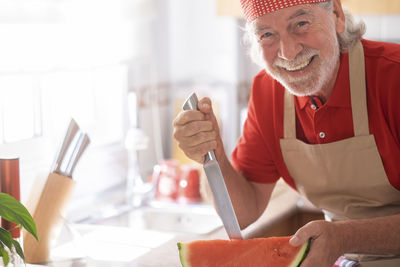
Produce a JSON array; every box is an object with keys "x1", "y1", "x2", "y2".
[
  {"x1": 349, "y1": 41, "x2": 370, "y2": 136},
  {"x1": 283, "y1": 89, "x2": 296, "y2": 139},
  {"x1": 283, "y1": 41, "x2": 369, "y2": 139}
]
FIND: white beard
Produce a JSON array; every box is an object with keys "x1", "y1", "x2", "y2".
[{"x1": 264, "y1": 43, "x2": 340, "y2": 97}]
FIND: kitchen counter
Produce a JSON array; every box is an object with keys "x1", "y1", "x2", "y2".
[{"x1": 44, "y1": 180, "x2": 322, "y2": 267}]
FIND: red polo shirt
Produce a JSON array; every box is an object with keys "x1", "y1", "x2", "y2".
[{"x1": 231, "y1": 39, "x2": 400, "y2": 191}]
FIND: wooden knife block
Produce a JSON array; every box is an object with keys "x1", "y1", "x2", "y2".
[{"x1": 23, "y1": 172, "x2": 75, "y2": 263}]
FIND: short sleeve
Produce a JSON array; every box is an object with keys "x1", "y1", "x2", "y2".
[{"x1": 231, "y1": 80, "x2": 280, "y2": 184}]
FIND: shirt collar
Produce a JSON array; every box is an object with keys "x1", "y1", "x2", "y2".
[{"x1": 296, "y1": 52, "x2": 352, "y2": 110}]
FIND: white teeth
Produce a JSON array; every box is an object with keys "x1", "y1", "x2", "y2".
[{"x1": 284, "y1": 57, "x2": 313, "y2": 71}]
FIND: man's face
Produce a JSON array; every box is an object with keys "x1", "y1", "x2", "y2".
[{"x1": 253, "y1": 3, "x2": 343, "y2": 96}]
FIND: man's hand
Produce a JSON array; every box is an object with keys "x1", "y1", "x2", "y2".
[
  {"x1": 173, "y1": 97, "x2": 223, "y2": 164},
  {"x1": 290, "y1": 220, "x2": 344, "y2": 267}
]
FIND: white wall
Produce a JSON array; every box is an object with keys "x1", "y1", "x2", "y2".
[
  {"x1": 168, "y1": 0, "x2": 239, "y2": 83},
  {"x1": 356, "y1": 15, "x2": 400, "y2": 42}
]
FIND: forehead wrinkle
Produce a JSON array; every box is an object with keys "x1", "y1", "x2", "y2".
[
  {"x1": 254, "y1": 8, "x2": 315, "y2": 34},
  {"x1": 255, "y1": 25, "x2": 272, "y2": 34},
  {"x1": 289, "y1": 9, "x2": 313, "y2": 20}
]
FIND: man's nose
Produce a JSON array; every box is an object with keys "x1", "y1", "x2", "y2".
[{"x1": 278, "y1": 35, "x2": 302, "y2": 61}]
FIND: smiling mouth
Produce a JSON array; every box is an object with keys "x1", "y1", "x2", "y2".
[{"x1": 283, "y1": 56, "x2": 315, "y2": 72}]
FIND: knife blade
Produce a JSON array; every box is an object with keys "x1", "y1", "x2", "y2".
[
  {"x1": 65, "y1": 132, "x2": 90, "y2": 177},
  {"x1": 182, "y1": 92, "x2": 243, "y2": 240},
  {"x1": 51, "y1": 118, "x2": 79, "y2": 175}
]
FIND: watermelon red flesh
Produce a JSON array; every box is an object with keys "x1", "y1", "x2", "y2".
[{"x1": 178, "y1": 236, "x2": 310, "y2": 267}]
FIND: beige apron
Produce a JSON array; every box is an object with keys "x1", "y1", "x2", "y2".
[{"x1": 279, "y1": 41, "x2": 400, "y2": 265}]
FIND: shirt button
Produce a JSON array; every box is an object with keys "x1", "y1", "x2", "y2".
[
  {"x1": 319, "y1": 132, "x2": 326, "y2": 139},
  {"x1": 311, "y1": 104, "x2": 317, "y2": 110}
]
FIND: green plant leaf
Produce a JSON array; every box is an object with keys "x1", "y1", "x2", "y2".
[
  {"x1": 0, "y1": 228, "x2": 12, "y2": 250},
  {"x1": 0, "y1": 193, "x2": 38, "y2": 241},
  {"x1": 11, "y1": 239, "x2": 25, "y2": 262},
  {"x1": 0, "y1": 244, "x2": 10, "y2": 267}
]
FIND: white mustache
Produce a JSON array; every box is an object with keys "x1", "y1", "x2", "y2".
[{"x1": 273, "y1": 47, "x2": 320, "y2": 70}]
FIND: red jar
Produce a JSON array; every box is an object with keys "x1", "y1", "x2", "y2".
[
  {"x1": 0, "y1": 158, "x2": 21, "y2": 238},
  {"x1": 178, "y1": 165, "x2": 201, "y2": 204},
  {"x1": 155, "y1": 160, "x2": 180, "y2": 202}
]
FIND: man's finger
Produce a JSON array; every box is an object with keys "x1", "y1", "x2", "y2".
[
  {"x1": 173, "y1": 110, "x2": 205, "y2": 126},
  {"x1": 289, "y1": 235, "x2": 304, "y2": 247},
  {"x1": 174, "y1": 120, "x2": 214, "y2": 138},
  {"x1": 198, "y1": 97, "x2": 212, "y2": 114},
  {"x1": 290, "y1": 226, "x2": 310, "y2": 247},
  {"x1": 179, "y1": 131, "x2": 218, "y2": 147},
  {"x1": 180, "y1": 140, "x2": 218, "y2": 160},
  {"x1": 290, "y1": 221, "x2": 322, "y2": 247},
  {"x1": 198, "y1": 97, "x2": 221, "y2": 134}
]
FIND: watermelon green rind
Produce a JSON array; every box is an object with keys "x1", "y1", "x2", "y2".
[
  {"x1": 178, "y1": 242, "x2": 190, "y2": 267},
  {"x1": 289, "y1": 238, "x2": 311, "y2": 267}
]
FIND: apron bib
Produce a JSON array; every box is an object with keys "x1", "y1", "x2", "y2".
[{"x1": 279, "y1": 41, "x2": 400, "y2": 265}]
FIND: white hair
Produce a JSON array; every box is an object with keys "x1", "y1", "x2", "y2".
[{"x1": 244, "y1": 1, "x2": 366, "y2": 67}]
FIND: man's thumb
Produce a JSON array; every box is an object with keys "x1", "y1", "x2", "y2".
[
  {"x1": 198, "y1": 97, "x2": 212, "y2": 114},
  {"x1": 290, "y1": 229, "x2": 309, "y2": 247}
]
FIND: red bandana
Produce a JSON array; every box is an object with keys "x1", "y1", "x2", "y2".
[{"x1": 240, "y1": 0, "x2": 330, "y2": 21}]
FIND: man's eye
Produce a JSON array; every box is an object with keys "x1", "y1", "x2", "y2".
[
  {"x1": 260, "y1": 32, "x2": 272, "y2": 39},
  {"x1": 297, "y1": 21, "x2": 308, "y2": 27}
]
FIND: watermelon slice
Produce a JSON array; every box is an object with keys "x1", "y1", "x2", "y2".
[{"x1": 177, "y1": 236, "x2": 310, "y2": 267}]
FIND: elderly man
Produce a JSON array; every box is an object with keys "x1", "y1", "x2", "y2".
[{"x1": 173, "y1": 0, "x2": 400, "y2": 266}]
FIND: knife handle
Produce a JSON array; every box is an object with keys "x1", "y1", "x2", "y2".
[
  {"x1": 205, "y1": 150, "x2": 216, "y2": 163},
  {"x1": 182, "y1": 92, "x2": 216, "y2": 164},
  {"x1": 182, "y1": 92, "x2": 199, "y2": 112}
]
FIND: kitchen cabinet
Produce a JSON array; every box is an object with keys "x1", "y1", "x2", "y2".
[{"x1": 216, "y1": 0, "x2": 400, "y2": 18}]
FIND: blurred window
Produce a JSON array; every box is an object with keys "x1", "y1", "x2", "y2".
[{"x1": 0, "y1": 0, "x2": 155, "y2": 212}]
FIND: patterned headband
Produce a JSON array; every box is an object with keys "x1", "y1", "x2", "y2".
[{"x1": 240, "y1": 0, "x2": 330, "y2": 21}]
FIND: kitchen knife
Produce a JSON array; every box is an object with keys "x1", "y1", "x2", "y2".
[
  {"x1": 182, "y1": 92, "x2": 243, "y2": 240},
  {"x1": 51, "y1": 119, "x2": 79, "y2": 174},
  {"x1": 65, "y1": 132, "x2": 90, "y2": 177}
]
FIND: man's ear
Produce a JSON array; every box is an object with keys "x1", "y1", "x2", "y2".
[{"x1": 333, "y1": 0, "x2": 346, "y2": 34}]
